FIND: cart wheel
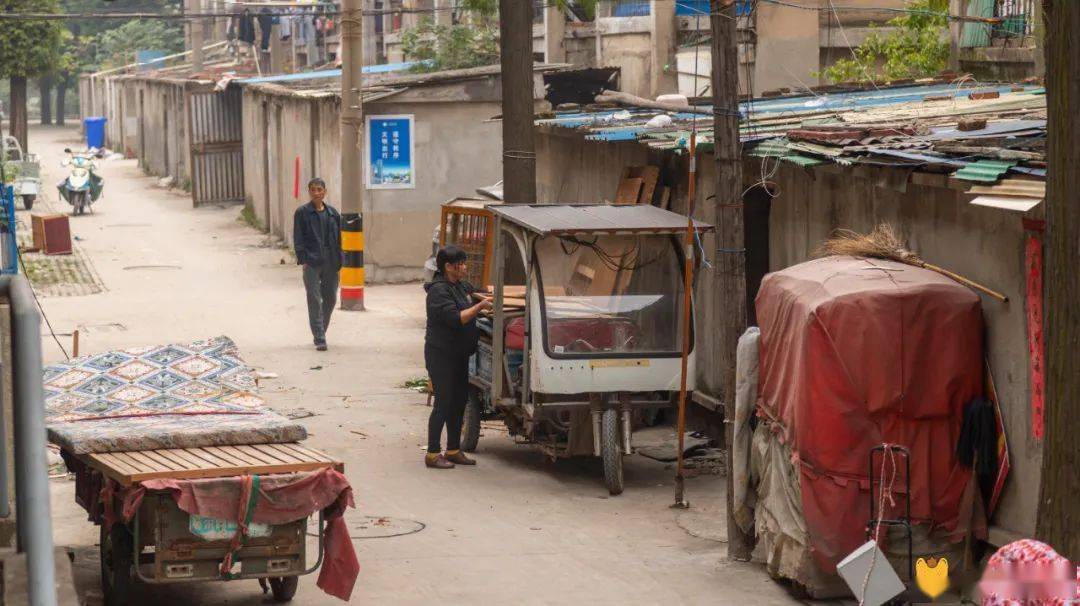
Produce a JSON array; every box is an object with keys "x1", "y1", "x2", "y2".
[
  {"x1": 100, "y1": 523, "x2": 134, "y2": 606},
  {"x1": 460, "y1": 387, "x2": 482, "y2": 453},
  {"x1": 21, "y1": 195, "x2": 34, "y2": 210},
  {"x1": 601, "y1": 409, "x2": 624, "y2": 496},
  {"x1": 269, "y1": 576, "x2": 299, "y2": 602}
]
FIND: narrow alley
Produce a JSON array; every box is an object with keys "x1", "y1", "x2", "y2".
[{"x1": 31, "y1": 124, "x2": 803, "y2": 605}]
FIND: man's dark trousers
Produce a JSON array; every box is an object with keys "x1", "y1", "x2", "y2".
[{"x1": 303, "y1": 263, "x2": 339, "y2": 345}]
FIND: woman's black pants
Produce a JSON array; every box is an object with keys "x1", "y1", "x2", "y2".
[{"x1": 426, "y1": 349, "x2": 470, "y2": 453}]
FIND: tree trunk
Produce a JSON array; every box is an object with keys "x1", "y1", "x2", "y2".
[
  {"x1": 10, "y1": 76, "x2": 28, "y2": 153},
  {"x1": 711, "y1": 0, "x2": 752, "y2": 561},
  {"x1": 1035, "y1": 0, "x2": 1080, "y2": 563},
  {"x1": 38, "y1": 75, "x2": 53, "y2": 125},
  {"x1": 55, "y1": 77, "x2": 68, "y2": 126}
]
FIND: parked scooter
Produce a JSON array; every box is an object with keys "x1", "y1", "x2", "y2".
[{"x1": 57, "y1": 148, "x2": 103, "y2": 215}]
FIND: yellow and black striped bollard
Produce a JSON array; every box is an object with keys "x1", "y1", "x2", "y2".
[{"x1": 341, "y1": 212, "x2": 365, "y2": 310}]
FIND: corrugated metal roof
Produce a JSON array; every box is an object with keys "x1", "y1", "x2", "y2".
[
  {"x1": 967, "y1": 179, "x2": 1046, "y2": 198},
  {"x1": 491, "y1": 204, "x2": 713, "y2": 235},
  {"x1": 953, "y1": 159, "x2": 1017, "y2": 182}
]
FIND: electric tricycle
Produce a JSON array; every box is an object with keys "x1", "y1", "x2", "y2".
[{"x1": 465, "y1": 203, "x2": 712, "y2": 495}]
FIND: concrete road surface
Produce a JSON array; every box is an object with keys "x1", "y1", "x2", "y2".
[{"x1": 31, "y1": 125, "x2": 806, "y2": 605}]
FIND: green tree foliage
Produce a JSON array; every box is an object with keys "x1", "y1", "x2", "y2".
[
  {"x1": 820, "y1": 0, "x2": 949, "y2": 84},
  {"x1": 0, "y1": 0, "x2": 63, "y2": 80},
  {"x1": 402, "y1": 0, "x2": 596, "y2": 72},
  {"x1": 97, "y1": 20, "x2": 184, "y2": 69}
]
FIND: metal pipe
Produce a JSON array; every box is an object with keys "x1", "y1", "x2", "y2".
[
  {"x1": 673, "y1": 131, "x2": 698, "y2": 508},
  {"x1": 590, "y1": 395, "x2": 602, "y2": 457},
  {"x1": 6, "y1": 276, "x2": 58, "y2": 606},
  {"x1": 621, "y1": 408, "x2": 632, "y2": 455}
]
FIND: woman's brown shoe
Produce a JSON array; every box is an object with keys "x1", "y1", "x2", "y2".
[
  {"x1": 425, "y1": 454, "x2": 455, "y2": 469},
  {"x1": 444, "y1": 451, "x2": 476, "y2": 466}
]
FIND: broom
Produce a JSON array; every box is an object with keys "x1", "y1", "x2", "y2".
[{"x1": 814, "y1": 224, "x2": 1009, "y2": 302}]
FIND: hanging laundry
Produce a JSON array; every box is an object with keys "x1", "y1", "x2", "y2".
[
  {"x1": 237, "y1": 10, "x2": 256, "y2": 45},
  {"x1": 257, "y1": 9, "x2": 274, "y2": 51}
]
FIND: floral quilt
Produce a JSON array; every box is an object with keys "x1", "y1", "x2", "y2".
[{"x1": 44, "y1": 336, "x2": 307, "y2": 454}]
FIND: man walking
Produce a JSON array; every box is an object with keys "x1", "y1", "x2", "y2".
[{"x1": 293, "y1": 178, "x2": 342, "y2": 351}]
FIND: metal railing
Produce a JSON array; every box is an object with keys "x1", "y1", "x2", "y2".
[{"x1": 992, "y1": 0, "x2": 1036, "y2": 40}]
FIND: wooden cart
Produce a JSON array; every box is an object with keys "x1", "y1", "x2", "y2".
[{"x1": 67, "y1": 442, "x2": 343, "y2": 606}]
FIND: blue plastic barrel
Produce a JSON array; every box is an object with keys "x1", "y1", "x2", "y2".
[{"x1": 84, "y1": 116, "x2": 107, "y2": 149}]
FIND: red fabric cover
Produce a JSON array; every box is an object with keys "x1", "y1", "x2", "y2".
[
  {"x1": 755, "y1": 256, "x2": 984, "y2": 572},
  {"x1": 110, "y1": 468, "x2": 359, "y2": 601},
  {"x1": 504, "y1": 316, "x2": 640, "y2": 351}
]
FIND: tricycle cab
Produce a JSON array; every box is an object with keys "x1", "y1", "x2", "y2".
[
  {"x1": 473, "y1": 204, "x2": 712, "y2": 494},
  {"x1": 501, "y1": 226, "x2": 695, "y2": 397}
]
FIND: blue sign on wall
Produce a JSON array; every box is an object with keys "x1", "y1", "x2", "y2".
[{"x1": 366, "y1": 115, "x2": 415, "y2": 189}]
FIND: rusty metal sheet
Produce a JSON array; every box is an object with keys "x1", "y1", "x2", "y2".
[
  {"x1": 189, "y1": 87, "x2": 244, "y2": 205},
  {"x1": 490, "y1": 204, "x2": 713, "y2": 235}
]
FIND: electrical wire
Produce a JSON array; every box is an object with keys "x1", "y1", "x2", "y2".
[{"x1": 15, "y1": 247, "x2": 71, "y2": 361}]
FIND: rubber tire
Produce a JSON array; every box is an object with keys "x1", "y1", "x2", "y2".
[
  {"x1": 100, "y1": 523, "x2": 135, "y2": 606},
  {"x1": 269, "y1": 576, "x2": 299, "y2": 602},
  {"x1": 601, "y1": 408, "x2": 624, "y2": 496},
  {"x1": 460, "y1": 387, "x2": 482, "y2": 453},
  {"x1": 21, "y1": 195, "x2": 34, "y2": 210}
]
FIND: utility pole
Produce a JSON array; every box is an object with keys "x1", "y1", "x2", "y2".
[
  {"x1": 189, "y1": 0, "x2": 204, "y2": 72},
  {"x1": 710, "y1": 0, "x2": 752, "y2": 561},
  {"x1": 499, "y1": 0, "x2": 536, "y2": 204},
  {"x1": 339, "y1": 0, "x2": 366, "y2": 310},
  {"x1": 1036, "y1": 0, "x2": 1079, "y2": 563}
]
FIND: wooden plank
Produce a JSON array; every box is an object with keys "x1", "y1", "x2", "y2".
[
  {"x1": 624, "y1": 165, "x2": 661, "y2": 205},
  {"x1": 221, "y1": 445, "x2": 274, "y2": 466},
  {"x1": 201, "y1": 446, "x2": 247, "y2": 467},
  {"x1": 183, "y1": 447, "x2": 228, "y2": 468},
  {"x1": 274, "y1": 443, "x2": 323, "y2": 463},
  {"x1": 259, "y1": 444, "x2": 307, "y2": 464},
  {"x1": 166, "y1": 448, "x2": 213, "y2": 470},
  {"x1": 121, "y1": 451, "x2": 164, "y2": 473},
  {"x1": 248, "y1": 444, "x2": 293, "y2": 465},
  {"x1": 149, "y1": 449, "x2": 199, "y2": 471},
  {"x1": 130, "y1": 450, "x2": 180, "y2": 472},
  {"x1": 90, "y1": 452, "x2": 141, "y2": 477},
  {"x1": 614, "y1": 177, "x2": 644, "y2": 205}
]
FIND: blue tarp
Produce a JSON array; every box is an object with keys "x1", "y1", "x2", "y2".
[{"x1": 236, "y1": 61, "x2": 424, "y2": 85}]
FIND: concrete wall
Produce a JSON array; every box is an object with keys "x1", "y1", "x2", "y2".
[
  {"x1": 534, "y1": 129, "x2": 1040, "y2": 542},
  {"x1": 128, "y1": 78, "x2": 190, "y2": 185},
  {"x1": 241, "y1": 84, "x2": 504, "y2": 283}
]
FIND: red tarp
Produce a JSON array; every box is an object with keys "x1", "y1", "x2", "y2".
[
  {"x1": 104, "y1": 468, "x2": 359, "y2": 601},
  {"x1": 755, "y1": 256, "x2": 985, "y2": 572}
]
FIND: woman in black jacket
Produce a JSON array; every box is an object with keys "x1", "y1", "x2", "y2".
[{"x1": 424, "y1": 246, "x2": 491, "y2": 469}]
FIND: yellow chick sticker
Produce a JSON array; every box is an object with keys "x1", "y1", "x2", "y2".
[{"x1": 915, "y1": 556, "x2": 950, "y2": 600}]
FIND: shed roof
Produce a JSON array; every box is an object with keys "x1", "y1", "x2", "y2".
[
  {"x1": 536, "y1": 78, "x2": 1047, "y2": 211},
  {"x1": 491, "y1": 204, "x2": 713, "y2": 236}
]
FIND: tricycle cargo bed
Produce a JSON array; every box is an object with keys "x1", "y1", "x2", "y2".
[{"x1": 81, "y1": 442, "x2": 342, "y2": 486}]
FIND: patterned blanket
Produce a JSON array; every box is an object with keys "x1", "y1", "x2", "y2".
[{"x1": 45, "y1": 336, "x2": 307, "y2": 454}]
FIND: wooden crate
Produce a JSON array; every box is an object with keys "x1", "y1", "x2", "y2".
[
  {"x1": 30, "y1": 214, "x2": 72, "y2": 256},
  {"x1": 82, "y1": 442, "x2": 342, "y2": 486},
  {"x1": 439, "y1": 198, "x2": 498, "y2": 287}
]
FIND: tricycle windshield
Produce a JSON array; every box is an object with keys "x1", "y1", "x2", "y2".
[{"x1": 533, "y1": 233, "x2": 685, "y2": 358}]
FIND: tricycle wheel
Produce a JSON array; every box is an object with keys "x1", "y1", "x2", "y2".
[
  {"x1": 269, "y1": 576, "x2": 299, "y2": 602},
  {"x1": 21, "y1": 195, "x2": 34, "y2": 210},
  {"x1": 460, "y1": 387, "x2": 482, "y2": 453},
  {"x1": 601, "y1": 408, "x2": 624, "y2": 496},
  {"x1": 100, "y1": 522, "x2": 134, "y2": 606}
]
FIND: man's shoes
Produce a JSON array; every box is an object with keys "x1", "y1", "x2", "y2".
[
  {"x1": 315, "y1": 342, "x2": 328, "y2": 351},
  {"x1": 444, "y1": 450, "x2": 476, "y2": 466},
  {"x1": 425, "y1": 453, "x2": 454, "y2": 469}
]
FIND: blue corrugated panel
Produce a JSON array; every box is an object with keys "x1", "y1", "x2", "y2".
[
  {"x1": 585, "y1": 130, "x2": 645, "y2": 141},
  {"x1": 237, "y1": 61, "x2": 423, "y2": 84}
]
